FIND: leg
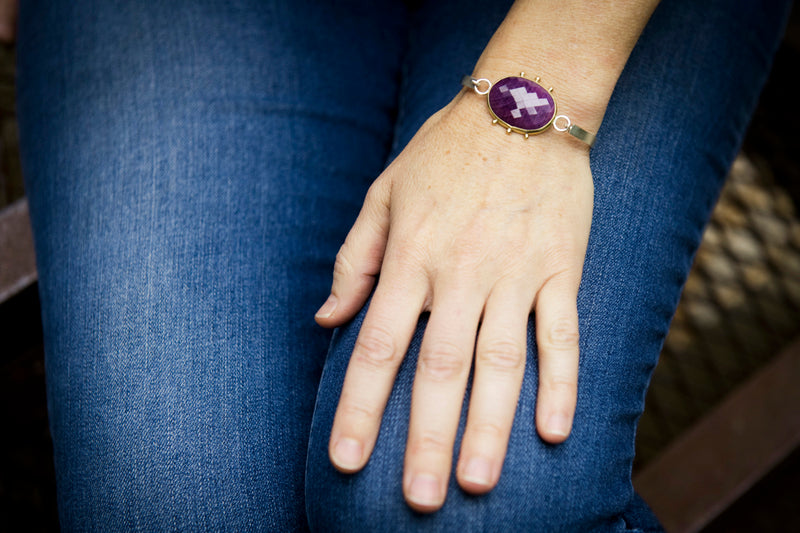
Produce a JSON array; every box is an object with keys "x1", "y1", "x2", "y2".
[
  {"x1": 305, "y1": 0, "x2": 792, "y2": 530},
  {"x1": 17, "y1": 0, "x2": 407, "y2": 529}
]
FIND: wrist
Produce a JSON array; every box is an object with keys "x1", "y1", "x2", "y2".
[
  {"x1": 469, "y1": 0, "x2": 660, "y2": 133},
  {"x1": 439, "y1": 88, "x2": 593, "y2": 162},
  {"x1": 470, "y1": 57, "x2": 613, "y2": 136},
  {"x1": 458, "y1": 72, "x2": 597, "y2": 150}
]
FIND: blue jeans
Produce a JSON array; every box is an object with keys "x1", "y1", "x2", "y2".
[{"x1": 16, "y1": 0, "x2": 789, "y2": 530}]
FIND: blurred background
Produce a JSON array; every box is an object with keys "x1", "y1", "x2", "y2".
[{"x1": 1, "y1": 4, "x2": 799, "y2": 532}]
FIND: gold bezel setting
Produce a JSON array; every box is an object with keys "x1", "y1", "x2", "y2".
[
  {"x1": 486, "y1": 73, "x2": 557, "y2": 139},
  {"x1": 462, "y1": 73, "x2": 596, "y2": 147}
]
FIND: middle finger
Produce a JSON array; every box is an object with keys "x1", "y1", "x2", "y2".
[
  {"x1": 403, "y1": 281, "x2": 485, "y2": 512},
  {"x1": 456, "y1": 281, "x2": 531, "y2": 493}
]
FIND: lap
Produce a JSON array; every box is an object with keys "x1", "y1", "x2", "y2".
[
  {"x1": 17, "y1": 0, "x2": 406, "y2": 530},
  {"x1": 16, "y1": 0, "x2": 790, "y2": 530},
  {"x1": 304, "y1": 0, "x2": 791, "y2": 531}
]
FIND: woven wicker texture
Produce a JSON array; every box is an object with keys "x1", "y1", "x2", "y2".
[{"x1": 635, "y1": 154, "x2": 800, "y2": 470}]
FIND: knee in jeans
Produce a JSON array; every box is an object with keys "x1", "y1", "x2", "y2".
[{"x1": 306, "y1": 434, "x2": 633, "y2": 532}]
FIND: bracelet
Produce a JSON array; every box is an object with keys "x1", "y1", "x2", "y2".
[{"x1": 461, "y1": 73, "x2": 596, "y2": 147}]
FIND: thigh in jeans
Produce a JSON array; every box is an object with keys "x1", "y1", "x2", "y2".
[
  {"x1": 305, "y1": 0, "x2": 791, "y2": 531},
  {"x1": 16, "y1": 0, "x2": 406, "y2": 530}
]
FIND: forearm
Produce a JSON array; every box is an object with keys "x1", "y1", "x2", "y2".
[{"x1": 466, "y1": 0, "x2": 660, "y2": 133}]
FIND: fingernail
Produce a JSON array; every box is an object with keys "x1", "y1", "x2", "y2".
[
  {"x1": 408, "y1": 473, "x2": 441, "y2": 506},
  {"x1": 547, "y1": 413, "x2": 571, "y2": 438},
  {"x1": 462, "y1": 457, "x2": 492, "y2": 486},
  {"x1": 332, "y1": 437, "x2": 363, "y2": 469},
  {"x1": 315, "y1": 295, "x2": 338, "y2": 318}
]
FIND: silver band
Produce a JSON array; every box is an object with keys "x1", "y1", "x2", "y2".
[{"x1": 567, "y1": 124, "x2": 596, "y2": 147}]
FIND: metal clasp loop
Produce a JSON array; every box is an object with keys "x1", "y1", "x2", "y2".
[
  {"x1": 461, "y1": 75, "x2": 492, "y2": 95},
  {"x1": 553, "y1": 115, "x2": 571, "y2": 132},
  {"x1": 472, "y1": 78, "x2": 492, "y2": 95}
]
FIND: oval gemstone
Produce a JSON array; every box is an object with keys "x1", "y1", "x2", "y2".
[{"x1": 488, "y1": 76, "x2": 555, "y2": 133}]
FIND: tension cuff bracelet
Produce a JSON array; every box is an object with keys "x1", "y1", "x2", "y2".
[{"x1": 462, "y1": 74, "x2": 596, "y2": 148}]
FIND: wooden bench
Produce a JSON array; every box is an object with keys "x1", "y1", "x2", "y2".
[{"x1": 0, "y1": 197, "x2": 35, "y2": 303}]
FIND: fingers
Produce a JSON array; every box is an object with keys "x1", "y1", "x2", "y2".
[
  {"x1": 534, "y1": 273, "x2": 581, "y2": 443},
  {"x1": 315, "y1": 178, "x2": 391, "y2": 326},
  {"x1": 328, "y1": 267, "x2": 427, "y2": 473},
  {"x1": 403, "y1": 285, "x2": 484, "y2": 512},
  {"x1": 456, "y1": 284, "x2": 530, "y2": 494}
]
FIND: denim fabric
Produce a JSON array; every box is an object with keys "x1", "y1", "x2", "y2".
[{"x1": 16, "y1": 0, "x2": 789, "y2": 531}]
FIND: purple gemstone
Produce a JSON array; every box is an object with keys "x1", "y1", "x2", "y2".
[{"x1": 488, "y1": 77, "x2": 555, "y2": 132}]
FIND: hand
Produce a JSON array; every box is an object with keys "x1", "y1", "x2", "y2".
[{"x1": 315, "y1": 91, "x2": 594, "y2": 512}]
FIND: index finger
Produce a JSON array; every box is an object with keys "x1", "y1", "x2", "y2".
[{"x1": 328, "y1": 267, "x2": 427, "y2": 473}]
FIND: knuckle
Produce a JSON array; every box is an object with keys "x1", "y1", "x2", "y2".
[
  {"x1": 542, "y1": 239, "x2": 578, "y2": 266},
  {"x1": 469, "y1": 420, "x2": 506, "y2": 440},
  {"x1": 386, "y1": 237, "x2": 427, "y2": 270},
  {"x1": 418, "y1": 341, "x2": 467, "y2": 381},
  {"x1": 408, "y1": 430, "x2": 451, "y2": 457},
  {"x1": 542, "y1": 374, "x2": 578, "y2": 397},
  {"x1": 352, "y1": 324, "x2": 399, "y2": 368},
  {"x1": 542, "y1": 318, "x2": 579, "y2": 351},
  {"x1": 478, "y1": 339, "x2": 525, "y2": 372},
  {"x1": 339, "y1": 401, "x2": 379, "y2": 422},
  {"x1": 365, "y1": 178, "x2": 389, "y2": 205},
  {"x1": 363, "y1": 182, "x2": 380, "y2": 206},
  {"x1": 362, "y1": 205, "x2": 389, "y2": 238},
  {"x1": 447, "y1": 243, "x2": 488, "y2": 274},
  {"x1": 333, "y1": 244, "x2": 355, "y2": 278}
]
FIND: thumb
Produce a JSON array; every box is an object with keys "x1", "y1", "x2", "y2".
[{"x1": 315, "y1": 178, "x2": 391, "y2": 326}]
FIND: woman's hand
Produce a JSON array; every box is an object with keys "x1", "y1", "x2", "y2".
[
  {"x1": 315, "y1": 90, "x2": 594, "y2": 512},
  {"x1": 313, "y1": 0, "x2": 660, "y2": 508}
]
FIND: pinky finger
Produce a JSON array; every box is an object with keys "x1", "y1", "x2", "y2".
[{"x1": 534, "y1": 274, "x2": 581, "y2": 444}]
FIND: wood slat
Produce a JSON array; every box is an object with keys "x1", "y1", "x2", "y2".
[
  {"x1": 0, "y1": 197, "x2": 37, "y2": 303},
  {"x1": 633, "y1": 337, "x2": 800, "y2": 533}
]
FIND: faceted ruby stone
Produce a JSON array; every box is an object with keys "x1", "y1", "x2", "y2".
[{"x1": 487, "y1": 76, "x2": 555, "y2": 132}]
